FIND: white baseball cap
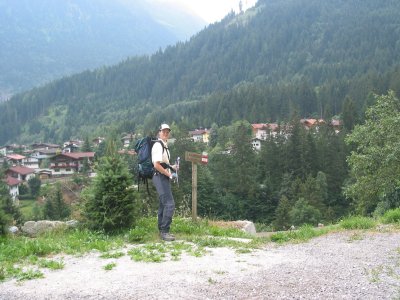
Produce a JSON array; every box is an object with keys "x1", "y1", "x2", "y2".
[{"x1": 160, "y1": 123, "x2": 171, "y2": 131}]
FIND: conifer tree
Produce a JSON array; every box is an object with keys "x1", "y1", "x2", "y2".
[{"x1": 82, "y1": 137, "x2": 138, "y2": 232}]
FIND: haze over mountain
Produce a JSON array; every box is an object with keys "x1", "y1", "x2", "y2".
[
  {"x1": 1, "y1": 0, "x2": 400, "y2": 145},
  {"x1": 0, "y1": 0, "x2": 206, "y2": 100}
]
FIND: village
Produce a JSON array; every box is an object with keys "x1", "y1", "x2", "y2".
[{"x1": 1, "y1": 119, "x2": 341, "y2": 202}]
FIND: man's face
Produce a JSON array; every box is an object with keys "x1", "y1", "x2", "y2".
[{"x1": 160, "y1": 129, "x2": 171, "y2": 140}]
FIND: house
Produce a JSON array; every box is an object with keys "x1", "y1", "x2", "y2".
[
  {"x1": 252, "y1": 138, "x2": 262, "y2": 151},
  {"x1": 251, "y1": 123, "x2": 280, "y2": 140},
  {"x1": 50, "y1": 152, "x2": 95, "y2": 176},
  {"x1": 36, "y1": 169, "x2": 53, "y2": 180},
  {"x1": 5, "y1": 176, "x2": 22, "y2": 202},
  {"x1": 121, "y1": 134, "x2": 136, "y2": 148},
  {"x1": 5, "y1": 154, "x2": 26, "y2": 166},
  {"x1": 22, "y1": 156, "x2": 40, "y2": 169},
  {"x1": 62, "y1": 140, "x2": 83, "y2": 153},
  {"x1": 330, "y1": 119, "x2": 342, "y2": 133},
  {"x1": 6, "y1": 165, "x2": 36, "y2": 182},
  {"x1": 300, "y1": 118, "x2": 325, "y2": 130},
  {"x1": 31, "y1": 143, "x2": 60, "y2": 150},
  {"x1": 189, "y1": 129, "x2": 210, "y2": 143},
  {"x1": 92, "y1": 137, "x2": 105, "y2": 146}
]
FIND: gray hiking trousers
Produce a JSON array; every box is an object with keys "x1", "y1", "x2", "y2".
[{"x1": 152, "y1": 173, "x2": 175, "y2": 233}]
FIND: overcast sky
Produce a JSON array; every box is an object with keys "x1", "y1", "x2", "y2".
[{"x1": 155, "y1": 0, "x2": 257, "y2": 23}]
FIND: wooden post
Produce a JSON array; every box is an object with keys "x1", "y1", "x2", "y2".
[
  {"x1": 185, "y1": 151, "x2": 207, "y2": 222},
  {"x1": 191, "y1": 162, "x2": 197, "y2": 221}
]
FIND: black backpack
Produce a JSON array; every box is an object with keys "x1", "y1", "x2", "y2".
[{"x1": 134, "y1": 136, "x2": 166, "y2": 193}]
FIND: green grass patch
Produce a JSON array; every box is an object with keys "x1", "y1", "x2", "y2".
[
  {"x1": 380, "y1": 208, "x2": 400, "y2": 224},
  {"x1": 17, "y1": 269, "x2": 44, "y2": 281},
  {"x1": 19, "y1": 199, "x2": 37, "y2": 219},
  {"x1": 270, "y1": 224, "x2": 330, "y2": 243},
  {"x1": 339, "y1": 216, "x2": 376, "y2": 230},
  {"x1": 103, "y1": 262, "x2": 117, "y2": 271},
  {"x1": 37, "y1": 259, "x2": 65, "y2": 270}
]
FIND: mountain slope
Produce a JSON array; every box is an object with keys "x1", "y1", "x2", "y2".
[
  {"x1": 0, "y1": 0, "x2": 205, "y2": 98},
  {"x1": 1, "y1": 0, "x2": 400, "y2": 145}
]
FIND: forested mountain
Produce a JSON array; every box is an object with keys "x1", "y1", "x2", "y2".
[
  {"x1": 1, "y1": 0, "x2": 400, "y2": 145},
  {"x1": 0, "y1": 0, "x2": 205, "y2": 99}
]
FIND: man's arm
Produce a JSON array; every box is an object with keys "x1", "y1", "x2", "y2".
[{"x1": 154, "y1": 161, "x2": 172, "y2": 178}]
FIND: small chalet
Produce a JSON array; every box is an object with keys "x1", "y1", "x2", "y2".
[
  {"x1": 50, "y1": 152, "x2": 95, "y2": 176},
  {"x1": 31, "y1": 143, "x2": 60, "y2": 150},
  {"x1": 63, "y1": 140, "x2": 83, "y2": 153},
  {"x1": 5, "y1": 176, "x2": 22, "y2": 202},
  {"x1": 189, "y1": 129, "x2": 210, "y2": 143},
  {"x1": 5, "y1": 154, "x2": 26, "y2": 166},
  {"x1": 6, "y1": 165, "x2": 36, "y2": 182},
  {"x1": 300, "y1": 118, "x2": 325, "y2": 130},
  {"x1": 330, "y1": 119, "x2": 342, "y2": 133},
  {"x1": 251, "y1": 123, "x2": 279, "y2": 140}
]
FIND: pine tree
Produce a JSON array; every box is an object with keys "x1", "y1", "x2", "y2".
[
  {"x1": 83, "y1": 138, "x2": 138, "y2": 233},
  {"x1": 273, "y1": 195, "x2": 292, "y2": 230}
]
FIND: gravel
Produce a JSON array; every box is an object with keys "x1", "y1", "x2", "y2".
[{"x1": 1, "y1": 231, "x2": 399, "y2": 300}]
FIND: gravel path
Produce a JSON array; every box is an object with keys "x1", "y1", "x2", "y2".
[{"x1": 1, "y1": 231, "x2": 399, "y2": 300}]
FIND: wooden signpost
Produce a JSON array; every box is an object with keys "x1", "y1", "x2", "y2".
[{"x1": 184, "y1": 151, "x2": 208, "y2": 221}]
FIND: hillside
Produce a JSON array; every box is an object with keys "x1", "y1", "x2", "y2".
[
  {"x1": 1, "y1": 0, "x2": 400, "y2": 144},
  {"x1": 0, "y1": 0, "x2": 205, "y2": 98}
]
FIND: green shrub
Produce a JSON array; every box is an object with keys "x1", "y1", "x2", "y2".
[
  {"x1": 380, "y1": 208, "x2": 400, "y2": 224},
  {"x1": 339, "y1": 216, "x2": 376, "y2": 230}
]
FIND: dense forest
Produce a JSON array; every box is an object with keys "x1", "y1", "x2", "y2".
[
  {"x1": 1, "y1": 0, "x2": 400, "y2": 145},
  {"x1": 1, "y1": 0, "x2": 400, "y2": 227},
  {"x1": 0, "y1": 0, "x2": 205, "y2": 97}
]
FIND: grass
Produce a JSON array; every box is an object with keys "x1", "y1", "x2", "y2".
[
  {"x1": 1, "y1": 215, "x2": 399, "y2": 282},
  {"x1": 339, "y1": 216, "x2": 377, "y2": 230},
  {"x1": 18, "y1": 199, "x2": 37, "y2": 220},
  {"x1": 380, "y1": 208, "x2": 400, "y2": 224}
]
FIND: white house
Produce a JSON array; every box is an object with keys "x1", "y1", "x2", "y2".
[
  {"x1": 6, "y1": 165, "x2": 36, "y2": 182},
  {"x1": 5, "y1": 176, "x2": 22, "y2": 202},
  {"x1": 50, "y1": 152, "x2": 95, "y2": 176}
]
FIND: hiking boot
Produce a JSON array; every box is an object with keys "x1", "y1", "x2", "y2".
[{"x1": 161, "y1": 232, "x2": 175, "y2": 241}]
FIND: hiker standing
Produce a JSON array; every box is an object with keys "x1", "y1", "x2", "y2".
[{"x1": 152, "y1": 123, "x2": 177, "y2": 241}]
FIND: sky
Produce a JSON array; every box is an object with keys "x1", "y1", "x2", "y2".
[{"x1": 155, "y1": 0, "x2": 258, "y2": 23}]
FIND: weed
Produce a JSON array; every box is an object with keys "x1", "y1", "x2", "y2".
[
  {"x1": 347, "y1": 232, "x2": 365, "y2": 242},
  {"x1": 380, "y1": 208, "x2": 400, "y2": 224},
  {"x1": 17, "y1": 269, "x2": 44, "y2": 281},
  {"x1": 339, "y1": 216, "x2": 376, "y2": 230},
  {"x1": 37, "y1": 259, "x2": 65, "y2": 270},
  {"x1": 270, "y1": 224, "x2": 328, "y2": 243},
  {"x1": 103, "y1": 262, "x2": 117, "y2": 271},
  {"x1": 208, "y1": 277, "x2": 217, "y2": 284}
]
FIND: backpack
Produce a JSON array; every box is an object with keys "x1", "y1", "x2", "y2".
[{"x1": 134, "y1": 136, "x2": 165, "y2": 193}]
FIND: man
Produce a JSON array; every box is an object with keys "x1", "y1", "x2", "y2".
[{"x1": 152, "y1": 123, "x2": 177, "y2": 241}]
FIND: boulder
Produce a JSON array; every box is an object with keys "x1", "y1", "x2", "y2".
[
  {"x1": 234, "y1": 220, "x2": 257, "y2": 235},
  {"x1": 211, "y1": 220, "x2": 257, "y2": 235},
  {"x1": 21, "y1": 220, "x2": 73, "y2": 236},
  {"x1": 8, "y1": 226, "x2": 19, "y2": 234}
]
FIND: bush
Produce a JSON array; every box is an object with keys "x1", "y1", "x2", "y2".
[
  {"x1": 0, "y1": 209, "x2": 10, "y2": 236},
  {"x1": 339, "y1": 216, "x2": 376, "y2": 230},
  {"x1": 289, "y1": 198, "x2": 322, "y2": 227},
  {"x1": 83, "y1": 141, "x2": 138, "y2": 233},
  {"x1": 380, "y1": 208, "x2": 400, "y2": 224}
]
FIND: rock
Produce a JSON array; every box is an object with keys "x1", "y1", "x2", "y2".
[
  {"x1": 66, "y1": 220, "x2": 79, "y2": 228},
  {"x1": 21, "y1": 220, "x2": 67, "y2": 236},
  {"x1": 8, "y1": 226, "x2": 19, "y2": 234},
  {"x1": 210, "y1": 220, "x2": 257, "y2": 235},
  {"x1": 233, "y1": 220, "x2": 257, "y2": 235}
]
